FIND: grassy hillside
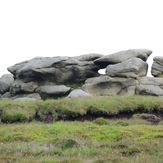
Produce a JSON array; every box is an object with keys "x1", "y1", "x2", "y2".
[{"x1": 0, "y1": 96, "x2": 163, "y2": 163}]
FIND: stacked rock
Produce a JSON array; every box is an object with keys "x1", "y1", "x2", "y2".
[{"x1": 1, "y1": 49, "x2": 163, "y2": 100}]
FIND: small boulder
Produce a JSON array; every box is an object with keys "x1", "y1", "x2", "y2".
[
  {"x1": 14, "y1": 97, "x2": 37, "y2": 101},
  {"x1": 0, "y1": 74, "x2": 14, "y2": 94},
  {"x1": 66, "y1": 89, "x2": 92, "y2": 98},
  {"x1": 106, "y1": 58, "x2": 148, "y2": 78},
  {"x1": 94, "y1": 49, "x2": 152, "y2": 68},
  {"x1": 35, "y1": 85, "x2": 71, "y2": 97}
]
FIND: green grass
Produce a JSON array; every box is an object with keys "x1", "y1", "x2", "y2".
[
  {"x1": 0, "y1": 96, "x2": 163, "y2": 162},
  {"x1": 0, "y1": 96, "x2": 163, "y2": 123},
  {"x1": 0, "y1": 121, "x2": 162, "y2": 163}
]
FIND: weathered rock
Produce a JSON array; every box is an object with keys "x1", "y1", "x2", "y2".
[
  {"x1": 7, "y1": 55, "x2": 101, "y2": 84},
  {"x1": 35, "y1": 85, "x2": 71, "y2": 97},
  {"x1": 94, "y1": 49, "x2": 152, "y2": 68},
  {"x1": 136, "y1": 85, "x2": 163, "y2": 96},
  {"x1": 66, "y1": 89, "x2": 92, "y2": 98},
  {"x1": 12, "y1": 93, "x2": 42, "y2": 100},
  {"x1": 14, "y1": 97, "x2": 37, "y2": 101},
  {"x1": 138, "y1": 76, "x2": 163, "y2": 87},
  {"x1": 151, "y1": 56, "x2": 163, "y2": 77},
  {"x1": 0, "y1": 92, "x2": 11, "y2": 99},
  {"x1": 74, "y1": 53, "x2": 103, "y2": 61},
  {"x1": 82, "y1": 75, "x2": 138, "y2": 96},
  {"x1": 106, "y1": 58, "x2": 148, "y2": 78},
  {"x1": 0, "y1": 74, "x2": 14, "y2": 94},
  {"x1": 136, "y1": 77, "x2": 163, "y2": 96},
  {"x1": 10, "y1": 80, "x2": 38, "y2": 94}
]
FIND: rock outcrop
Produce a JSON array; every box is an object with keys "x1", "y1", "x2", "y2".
[
  {"x1": 2, "y1": 48, "x2": 163, "y2": 100},
  {"x1": 151, "y1": 56, "x2": 163, "y2": 77},
  {"x1": 7, "y1": 54, "x2": 102, "y2": 84}
]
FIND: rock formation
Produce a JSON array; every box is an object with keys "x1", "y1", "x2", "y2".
[{"x1": 1, "y1": 48, "x2": 163, "y2": 100}]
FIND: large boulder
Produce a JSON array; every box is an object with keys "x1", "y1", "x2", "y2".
[
  {"x1": 35, "y1": 85, "x2": 71, "y2": 98},
  {"x1": 7, "y1": 55, "x2": 101, "y2": 84},
  {"x1": 0, "y1": 74, "x2": 14, "y2": 94},
  {"x1": 82, "y1": 75, "x2": 138, "y2": 96},
  {"x1": 106, "y1": 58, "x2": 148, "y2": 78},
  {"x1": 66, "y1": 89, "x2": 92, "y2": 98},
  {"x1": 10, "y1": 80, "x2": 38, "y2": 94},
  {"x1": 94, "y1": 49, "x2": 152, "y2": 68},
  {"x1": 151, "y1": 56, "x2": 163, "y2": 77}
]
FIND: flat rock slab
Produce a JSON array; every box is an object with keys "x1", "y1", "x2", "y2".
[
  {"x1": 14, "y1": 97, "x2": 37, "y2": 101},
  {"x1": 35, "y1": 85, "x2": 71, "y2": 96},
  {"x1": 106, "y1": 58, "x2": 148, "y2": 78},
  {"x1": 66, "y1": 89, "x2": 92, "y2": 98},
  {"x1": 94, "y1": 49, "x2": 152, "y2": 68}
]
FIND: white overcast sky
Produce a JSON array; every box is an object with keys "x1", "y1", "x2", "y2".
[{"x1": 0, "y1": 0, "x2": 163, "y2": 77}]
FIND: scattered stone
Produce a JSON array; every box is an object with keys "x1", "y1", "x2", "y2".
[
  {"x1": 106, "y1": 58, "x2": 148, "y2": 78},
  {"x1": 151, "y1": 56, "x2": 163, "y2": 77},
  {"x1": 0, "y1": 74, "x2": 14, "y2": 94},
  {"x1": 94, "y1": 49, "x2": 152, "y2": 68},
  {"x1": 66, "y1": 89, "x2": 92, "y2": 98}
]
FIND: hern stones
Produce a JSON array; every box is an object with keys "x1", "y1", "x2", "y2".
[
  {"x1": 151, "y1": 56, "x2": 163, "y2": 77},
  {"x1": 2, "y1": 48, "x2": 163, "y2": 100}
]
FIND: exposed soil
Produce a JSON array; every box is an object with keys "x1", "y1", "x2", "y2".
[{"x1": 35, "y1": 111, "x2": 163, "y2": 125}]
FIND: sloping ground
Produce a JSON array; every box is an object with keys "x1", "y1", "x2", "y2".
[{"x1": 0, "y1": 96, "x2": 162, "y2": 123}]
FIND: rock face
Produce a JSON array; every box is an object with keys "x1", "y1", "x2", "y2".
[
  {"x1": 66, "y1": 89, "x2": 92, "y2": 98},
  {"x1": 82, "y1": 75, "x2": 138, "y2": 96},
  {"x1": 151, "y1": 56, "x2": 163, "y2": 77},
  {"x1": 0, "y1": 74, "x2": 14, "y2": 94},
  {"x1": 7, "y1": 54, "x2": 102, "y2": 84},
  {"x1": 106, "y1": 58, "x2": 148, "y2": 78},
  {"x1": 94, "y1": 49, "x2": 152, "y2": 68}
]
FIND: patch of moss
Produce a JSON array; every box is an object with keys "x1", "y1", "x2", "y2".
[{"x1": 93, "y1": 117, "x2": 108, "y2": 125}]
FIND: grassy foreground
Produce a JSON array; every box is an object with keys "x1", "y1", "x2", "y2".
[{"x1": 0, "y1": 96, "x2": 163, "y2": 163}]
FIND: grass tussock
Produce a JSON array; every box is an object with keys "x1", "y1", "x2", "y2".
[{"x1": 0, "y1": 95, "x2": 163, "y2": 123}]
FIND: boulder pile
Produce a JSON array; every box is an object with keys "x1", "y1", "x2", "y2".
[{"x1": 1, "y1": 49, "x2": 163, "y2": 100}]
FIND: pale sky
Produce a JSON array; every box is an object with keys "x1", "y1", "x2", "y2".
[{"x1": 0, "y1": 0, "x2": 163, "y2": 77}]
